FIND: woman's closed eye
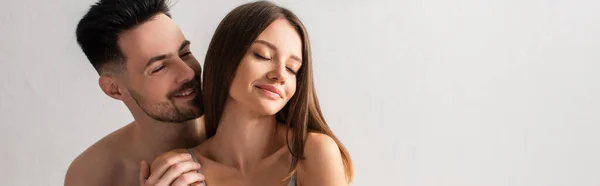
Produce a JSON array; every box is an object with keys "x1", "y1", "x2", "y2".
[
  {"x1": 254, "y1": 53, "x2": 271, "y2": 60},
  {"x1": 286, "y1": 67, "x2": 297, "y2": 75},
  {"x1": 254, "y1": 52, "x2": 298, "y2": 74}
]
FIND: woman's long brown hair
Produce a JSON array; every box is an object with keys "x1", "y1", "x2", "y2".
[{"x1": 202, "y1": 1, "x2": 353, "y2": 183}]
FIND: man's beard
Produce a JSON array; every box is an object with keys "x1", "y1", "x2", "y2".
[{"x1": 129, "y1": 80, "x2": 203, "y2": 123}]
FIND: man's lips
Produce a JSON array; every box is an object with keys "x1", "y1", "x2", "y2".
[{"x1": 173, "y1": 88, "x2": 194, "y2": 97}]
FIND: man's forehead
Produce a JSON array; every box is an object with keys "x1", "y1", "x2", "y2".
[{"x1": 117, "y1": 14, "x2": 186, "y2": 65}]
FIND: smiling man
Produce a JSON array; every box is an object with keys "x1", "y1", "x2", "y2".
[{"x1": 64, "y1": 0, "x2": 207, "y2": 185}]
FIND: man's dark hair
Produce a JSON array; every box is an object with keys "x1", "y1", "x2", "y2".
[{"x1": 76, "y1": 0, "x2": 171, "y2": 74}]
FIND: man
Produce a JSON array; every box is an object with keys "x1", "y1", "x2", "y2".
[{"x1": 65, "y1": 0, "x2": 206, "y2": 185}]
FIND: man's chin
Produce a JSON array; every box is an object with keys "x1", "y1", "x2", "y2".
[
  {"x1": 179, "y1": 105, "x2": 203, "y2": 118},
  {"x1": 170, "y1": 98, "x2": 202, "y2": 117},
  {"x1": 153, "y1": 111, "x2": 202, "y2": 123}
]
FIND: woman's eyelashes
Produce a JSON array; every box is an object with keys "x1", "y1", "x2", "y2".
[
  {"x1": 254, "y1": 52, "x2": 271, "y2": 60},
  {"x1": 254, "y1": 52, "x2": 298, "y2": 75},
  {"x1": 286, "y1": 67, "x2": 298, "y2": 75}
]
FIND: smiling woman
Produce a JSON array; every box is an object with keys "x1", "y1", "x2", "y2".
[{"x1": 149, "y1": 1, "x2": 353, "y2": 186}]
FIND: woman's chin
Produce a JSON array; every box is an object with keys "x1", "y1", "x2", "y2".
[{"x1": 254, "y1": 104, "x2": 286, "y2": 116}]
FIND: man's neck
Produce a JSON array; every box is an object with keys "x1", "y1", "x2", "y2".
[{"x1": 132, "y1": 117, "x2": 204, "y2": 162}]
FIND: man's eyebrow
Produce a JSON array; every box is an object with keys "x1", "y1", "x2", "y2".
[
  {"x1": 145, "y1": 40, "x2": 191, "y2": 68},
  {"x1": 179, "y1": 40, "x2": 190, "y2": 51},
  {"x1": 145, "y1": 54, "x2": 168, "y2": 68}
]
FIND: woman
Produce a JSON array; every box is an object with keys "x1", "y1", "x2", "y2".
[{"x1": 150, "y1": 1, "x2": 353, "y2": 185}]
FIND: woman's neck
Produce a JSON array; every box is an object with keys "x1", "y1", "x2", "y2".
[{"x1": 207, "y1": 99, "x2": 284, "y2": 174}]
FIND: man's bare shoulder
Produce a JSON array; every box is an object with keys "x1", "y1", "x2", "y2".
[{"x1": 64, "y1": 124, "x2": 134, "y2": 186}]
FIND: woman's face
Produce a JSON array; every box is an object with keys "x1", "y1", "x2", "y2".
[{"x1": 228, "y1": 18, "x2": 303, "y2": 116}]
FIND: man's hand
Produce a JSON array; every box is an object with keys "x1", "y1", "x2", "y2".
[{"x1": 139, "y1": 153, "x2": 205, "y2": 186}]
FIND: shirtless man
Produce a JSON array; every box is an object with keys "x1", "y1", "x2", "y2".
[{"x1": 65, "y1": 0, "x2": 206, "y2": 185}]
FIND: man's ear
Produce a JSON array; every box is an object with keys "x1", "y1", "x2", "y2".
[{"x1": 99, "y1": 75, "x2": 125, "y2": 100}]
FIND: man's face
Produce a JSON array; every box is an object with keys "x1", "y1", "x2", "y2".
[{"x1": 117, "y1": 13, "x2": 203, "y2": 123}]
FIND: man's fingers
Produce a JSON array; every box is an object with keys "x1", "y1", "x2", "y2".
[
  {"x1": 151, "y1": 153, "x2": 192, "y2": 173},
  {"x1": 146, "y1": 153, "x2": 192, "y2": 183},
  {"x1": 155, "y1": 161, "x2": 202, "y2": 186},
  {"x1": 139, "y1": 160, "x2": 150, "y2": 183},
  {"x1": 190, "y1": 182, "x2": 205, "y2": 186},
  {"x1": 170, "y1": 172, "x2": 205, "y2": 186}
]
